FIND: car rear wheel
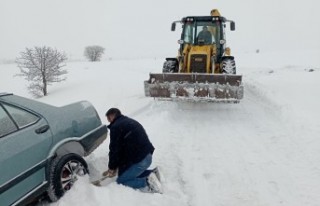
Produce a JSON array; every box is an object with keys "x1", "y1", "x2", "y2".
[{"x1": 47, "y1": 153, "x2": 88, "y2": 202}]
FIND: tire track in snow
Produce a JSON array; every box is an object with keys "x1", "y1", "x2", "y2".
[
  {"x1": 138, "y1": 104, "x2": 192, "y2": 206},
  {"x1": 137, "y1": 82, "x2": 320, "y2": 206},
  {"x1": 140, "y1": 102, "x2": 243, "y2": 206},
  {"x1": 243, "y1": 80, "x2": 320, "y2": 205}
]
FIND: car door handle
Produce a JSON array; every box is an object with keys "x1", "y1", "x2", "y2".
[{"x1": 35, "y1": 125, "x2": 50, "y2": 134}]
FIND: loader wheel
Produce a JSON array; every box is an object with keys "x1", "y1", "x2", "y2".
[
  {"x1": 221, "y1": 58, "x2": 236, "y2": 74},
  {"x1": 163, "y1": 60, "x2": 178, "y2": 73}
]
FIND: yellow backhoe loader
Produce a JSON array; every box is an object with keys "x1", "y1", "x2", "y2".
[{"x1": 144, "y1": 9, "x2": 243, "y2": 102}]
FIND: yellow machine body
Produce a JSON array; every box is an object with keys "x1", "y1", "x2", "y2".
[{"x1": 144, "y1": 9, "x2": 243, "y2": 102}]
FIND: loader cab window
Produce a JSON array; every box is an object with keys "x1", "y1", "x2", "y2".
[
  {"x1": 182, "y1": 20, "x2": 221, "y2": 46},
  {"x1": 182, "y1": 23, "x2": 194, "y2": 44},
  {"x1": 181, "y1": 21, "x2": 224, "y2": 49},
  {"x1": 197, "y1": 26, "x2": 213, "y2": 44},
  {"x1": 196, "y1": 22, "x2": 219, "y2": 45}
]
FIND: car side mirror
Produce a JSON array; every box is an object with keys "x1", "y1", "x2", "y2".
[
  {"x1": 230, "y1": 21, "x2": 235, "y2": 31},
  {"x1": 171, "y1": 22, "x2": 176, "y2": 31}
]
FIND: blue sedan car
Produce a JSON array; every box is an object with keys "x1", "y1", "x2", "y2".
[{"x1": 0, "y1": 93, "x2": 108, "y2": 205}]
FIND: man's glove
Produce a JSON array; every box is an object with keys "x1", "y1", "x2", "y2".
[{"x1": 102, "y1": 169, "x2": 117, "y2": 178}]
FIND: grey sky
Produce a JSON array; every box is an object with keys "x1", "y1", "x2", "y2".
[{"x1": 0, "y1": 0, "x2": 319, "y2": 60}]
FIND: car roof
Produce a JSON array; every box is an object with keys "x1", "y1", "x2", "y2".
[{"x1": 0, "y1": 93, "x2": 13, "y2": 97}]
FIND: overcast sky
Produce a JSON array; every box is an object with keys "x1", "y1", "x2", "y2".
[{"x1": 0, "y1": 0, "x2": 319, "y2": 61}]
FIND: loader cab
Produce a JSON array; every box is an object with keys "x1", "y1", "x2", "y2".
[{"x1": 178, "y1": 16, "x2": 232, "y2": 62}]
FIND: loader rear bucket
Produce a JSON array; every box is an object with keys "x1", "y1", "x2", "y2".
[{"x1": 144, "y1": 73, "x2": 243, "y2": 102}]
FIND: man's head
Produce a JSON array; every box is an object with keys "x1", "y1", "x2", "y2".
[
  {"x1": 105, "y1": 108, "x2": 121, "y2": 123},
  {"x1": 203, "y1": 26, "x2": 208, "y2": 31}
]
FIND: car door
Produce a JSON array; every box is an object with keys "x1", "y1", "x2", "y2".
[{"x1": 0, "y1": 103, "x2": 53, "y2": 205}]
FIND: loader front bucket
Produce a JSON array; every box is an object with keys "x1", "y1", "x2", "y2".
[{"x1": 144, "y1": 73, "x2": 243, "y2": 102}]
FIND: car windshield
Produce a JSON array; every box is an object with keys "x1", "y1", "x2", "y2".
[{"x1": 183, "y1": 21, "x2": 221, "y2": 45}]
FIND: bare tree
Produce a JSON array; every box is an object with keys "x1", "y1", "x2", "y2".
[
  {"x1": 84, "y1": 45, "x2": 105, "y2": 61},
  {"x1": 16, "y1": 46, "x2": 68, "y2": 96}
]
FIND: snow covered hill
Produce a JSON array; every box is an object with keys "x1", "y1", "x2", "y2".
[{"x1": 0, "y1": 50, "x2": 320, "y2": 206}]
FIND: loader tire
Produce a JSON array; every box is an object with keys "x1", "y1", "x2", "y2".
[
  {"x1": 163, "y1": 60, "x2": 178, "y2": 73},
  {"x1": 221, "y1": 58, "x2": 236, "y2": 74}
]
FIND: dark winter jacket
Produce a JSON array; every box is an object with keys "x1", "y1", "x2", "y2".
[
  {"x1": 197, "y1": 30, "x2": 212, "y2": 44},
  {"x1": 107, "y1": 115, "x2": 155, "y2": 175}
]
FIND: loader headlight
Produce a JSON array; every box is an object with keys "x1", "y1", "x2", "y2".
[
  {"x1": 186, "y1": 18, "x2": 194, "y2": 22},
  {"x1": 178, "y1": 39, "x2": 184, "y2": 44}
]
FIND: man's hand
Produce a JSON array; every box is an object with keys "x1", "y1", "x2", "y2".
[{"x1": 102, "y1": 169, "x2": 117, "y2": 177}]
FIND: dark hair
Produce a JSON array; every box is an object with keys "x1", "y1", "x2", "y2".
[{"x1": 105, "y1": 108, "x2": 121, "y2": 117}]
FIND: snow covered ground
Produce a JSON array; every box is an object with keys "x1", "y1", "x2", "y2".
[{"x1": 1, "y1": 49, "x2": 320, "y2": 206}]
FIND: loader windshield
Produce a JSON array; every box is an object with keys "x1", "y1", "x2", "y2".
[{"x1": 182, "y1": 20, "x2": 221, "y2": 46}]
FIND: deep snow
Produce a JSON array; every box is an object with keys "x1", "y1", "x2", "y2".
[{"x1": 0, "y1": 49, "x2": 320, "y2": 206}]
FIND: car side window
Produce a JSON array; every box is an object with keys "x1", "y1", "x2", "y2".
[
  {"x1": 3, "y1": 104, "x2": 39, "y2": 129},
  {"x1": 0, "y1": 106, "x2": 18, "y2": 137}
]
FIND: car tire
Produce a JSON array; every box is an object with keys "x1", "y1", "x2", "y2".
[{"x1": 47, "y1": 153, "x2": 88, "y2": 202}]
